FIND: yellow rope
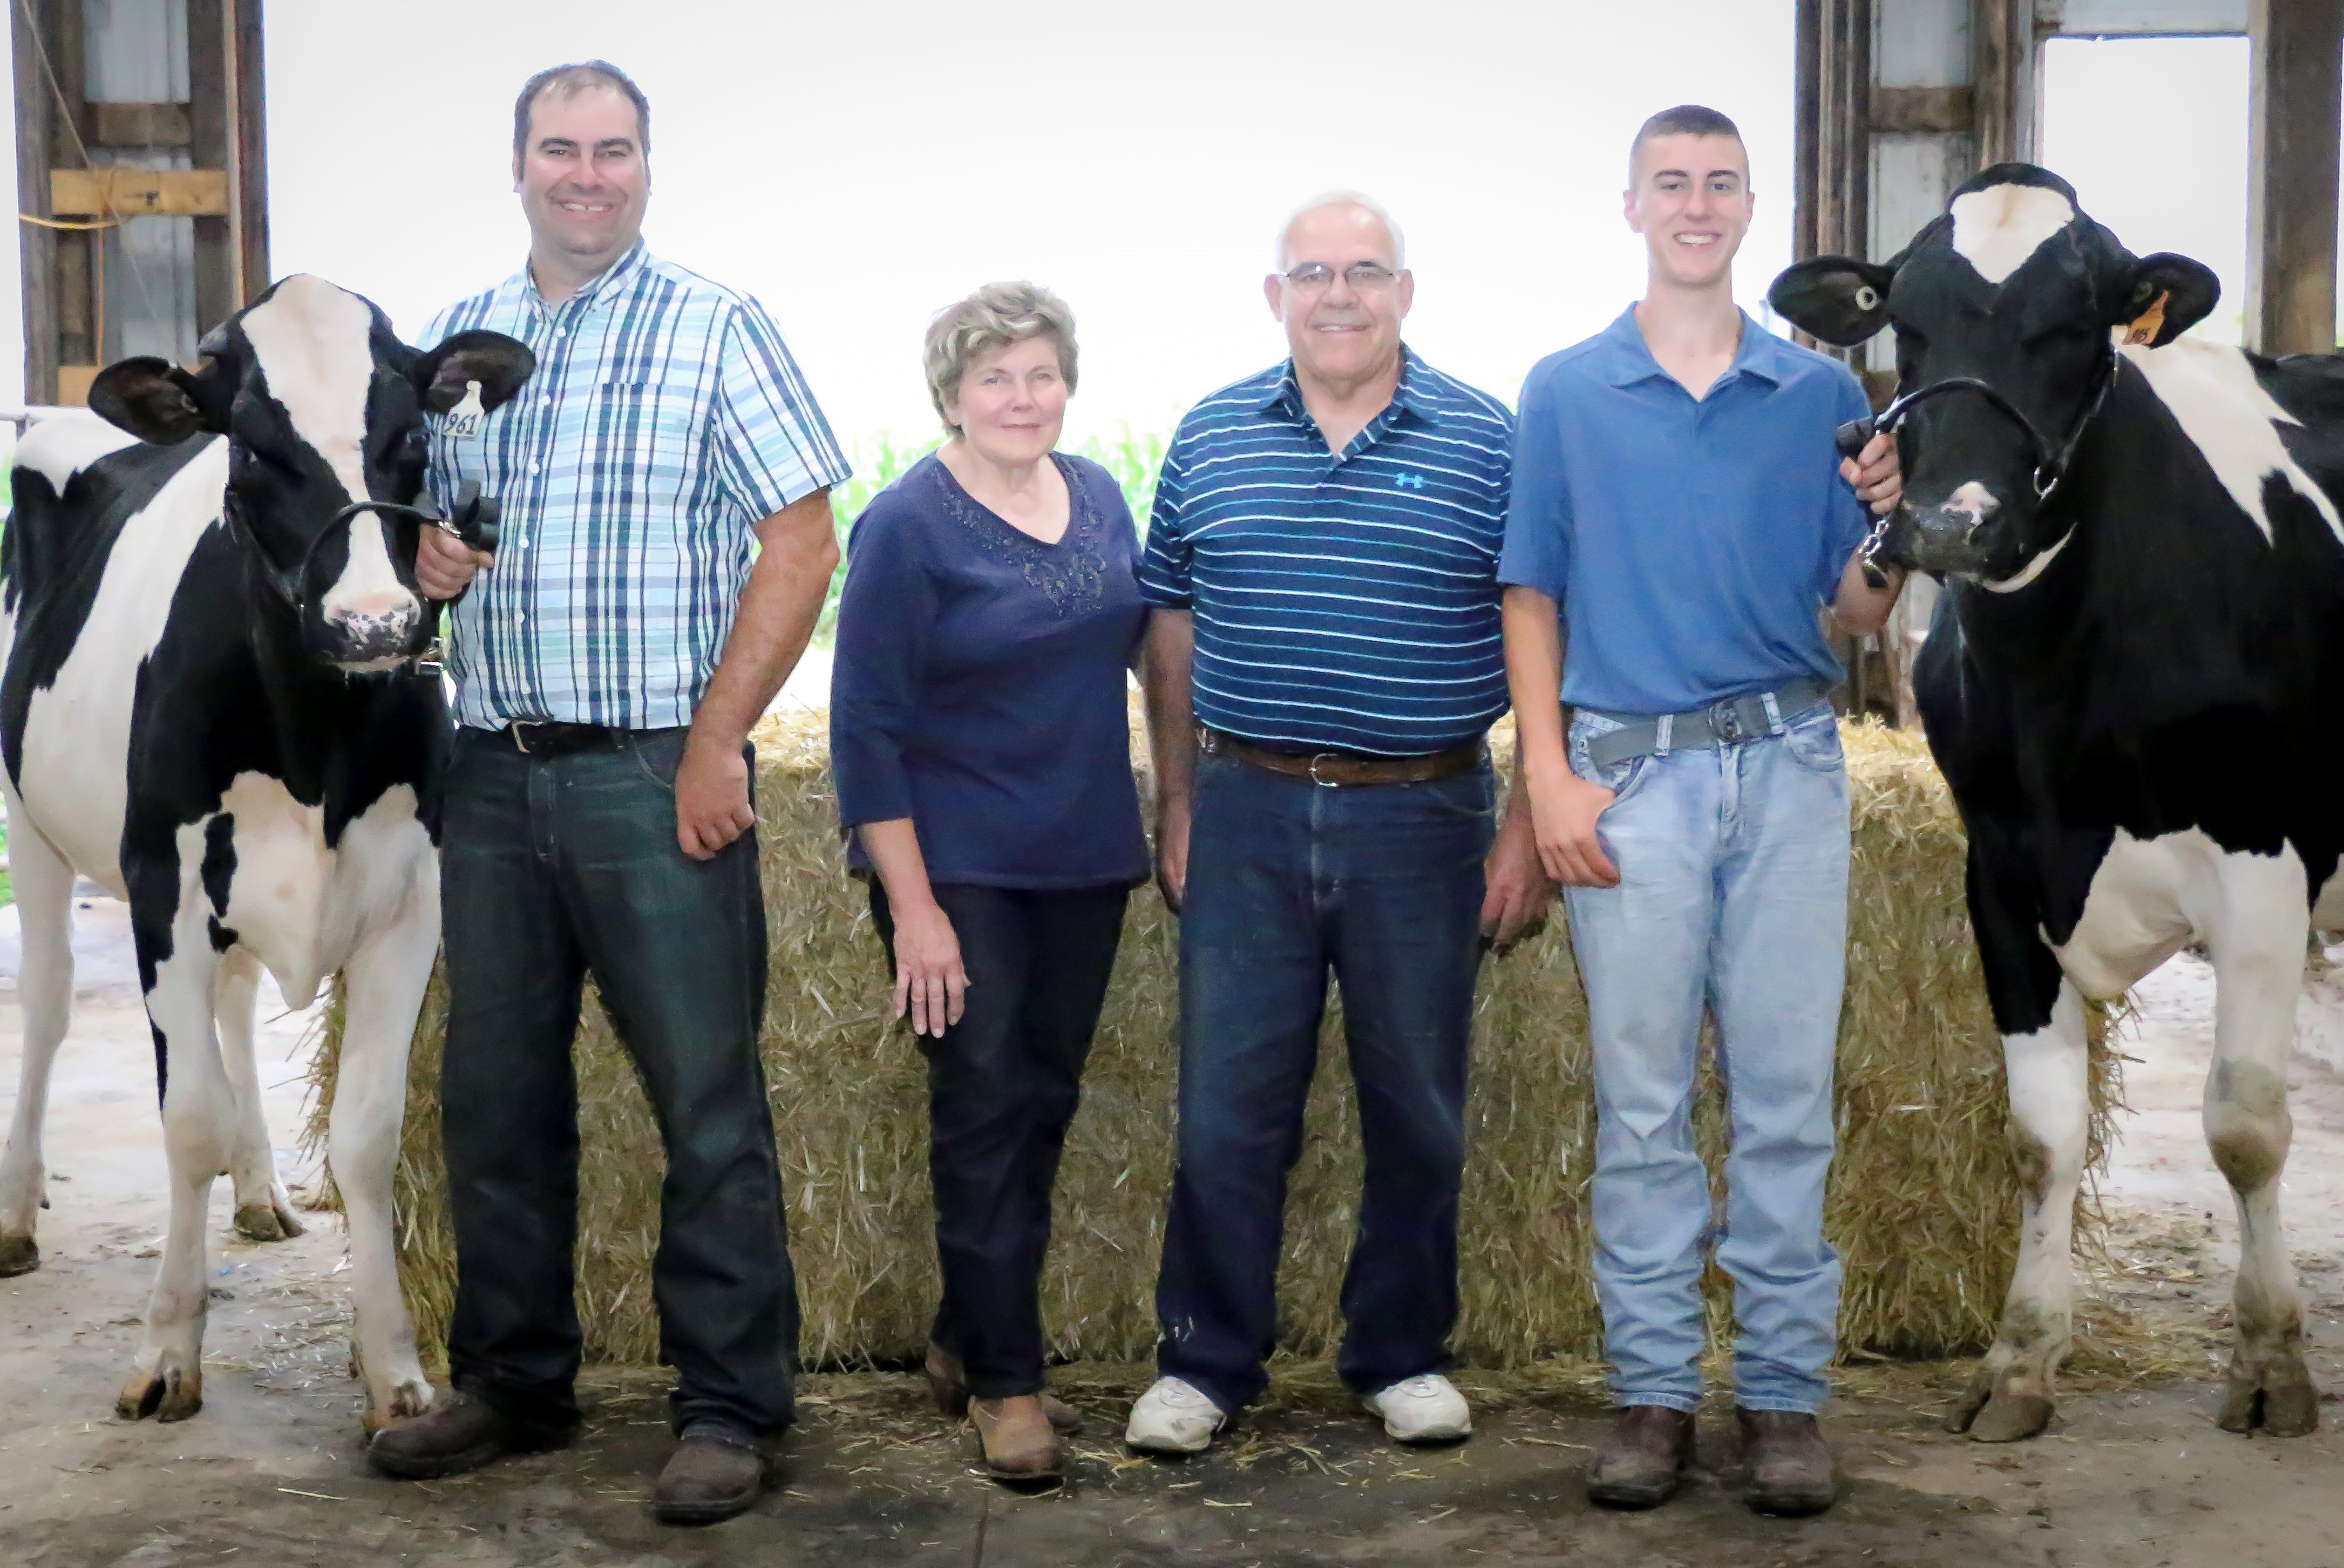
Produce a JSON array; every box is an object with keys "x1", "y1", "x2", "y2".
[{"x1": 18, "y1": 212, "x2": 121, "y2": 230}]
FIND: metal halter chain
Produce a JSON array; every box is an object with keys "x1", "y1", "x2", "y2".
[{"x1": 1836, "y1": 347, "x2": 2119, "y2": 586}]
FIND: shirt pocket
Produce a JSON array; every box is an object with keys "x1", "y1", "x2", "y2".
[{"x1": 594, "y1": 381, "x2": 701, "y2": 487}]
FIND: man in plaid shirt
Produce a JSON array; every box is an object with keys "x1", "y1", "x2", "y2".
[{"x1": 367, "y1": 61, "x2": 850, "y2": 1525}]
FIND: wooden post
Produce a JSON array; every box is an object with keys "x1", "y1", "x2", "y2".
[
  {"x1": 229, "y1": 0, "x2": 270, "y2": 306},
  {"x1": 187, "y1": 0, "x2": 236, "y2": 336},
  {"x1": 1972, "y1": 0, "x2": 2031, "y2": 168},
  {"x1": 2247, "y1": 0, "x2": 2343, "y2": 355},
  {"x1": 13, "y1": 0, "x2": 56, "y2": 404}
]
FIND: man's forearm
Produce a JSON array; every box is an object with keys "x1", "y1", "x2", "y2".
[
  {"x1": 1142, "y1": 610, "x2": 1197, "y2": 815},
  {"x1": 1503, "y1": 586, "x2": 1569, "y2": 780},
  {"x1": 689, "y1": 488, "x2": 839, "y2": 751}
]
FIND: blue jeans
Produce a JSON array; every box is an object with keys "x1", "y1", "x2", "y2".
[
  {"x1": 1154, "y1": 752, "x2": 1494, "y2": 1414},
  {"x1": 439, "y1": 727, "x2": 797, "y2": 1441},
  {"x1": 1562, "y1": 703, "x2": 1849, "y2": 1414}
]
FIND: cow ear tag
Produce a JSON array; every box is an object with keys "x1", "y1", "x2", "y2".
[
  {"x1": 444, "y1": 379, "x2": 487, "y2": 439},
  {"x1": 2122, "y1": 290, "x2": 2170, "y2": 348}
]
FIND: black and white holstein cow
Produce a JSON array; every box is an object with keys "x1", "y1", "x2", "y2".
[
  {"x1": 1772, "y1": 164, "x2": 2344, "y2": 1443},
  {"x1": 0, "y1": 275, "x2": 531, "y2": 1428}
]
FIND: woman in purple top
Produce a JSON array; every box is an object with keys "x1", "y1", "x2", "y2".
[{"x1": 830, "y1": 283, "x2": 1147, "y2": 1482}]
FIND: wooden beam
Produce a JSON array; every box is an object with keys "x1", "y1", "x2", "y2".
[
  {"x1": 1973, "y1": 0, "x2": 2029, "y2": 165},
  {"x1": 1796, "y1": 0, "x2": 1822, "y2": 261},
  {"x1": 51, "y1": 168, "x2": 230, "y2": 217},
  {"x1": 187, "y1": 0, "x2": 235, "y2": 337},
  {"x1": 14, "y1": 0, "x2": 57, "y2": 403},
  {"x1": 87, "y1": 101, "x2": 193, "y2": 147},
  {"x1": 2246, "y1": 0, "x2": 2343, "y2": 355},
  {"x1": 229, "y1": 0, "x2": 269, "y2": 304},
  {"x1": 1872, "y1": 84, "x2": 1976, "y2": 131}
]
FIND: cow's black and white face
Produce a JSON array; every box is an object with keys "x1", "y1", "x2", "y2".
[
  {"x1": 1769, "y1": 165, "x2": 2218, "y2": 582},
  {"x1": 85, "y1": 276, "x2": 532, "y2": 670}
]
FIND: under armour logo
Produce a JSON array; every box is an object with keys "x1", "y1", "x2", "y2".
[{"x1": 1394, "y1": 472, "x2": 1425, "y2": 491}]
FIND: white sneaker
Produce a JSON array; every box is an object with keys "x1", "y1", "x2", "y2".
[
  {"x1": 1364, "y1": 1374, "x2": 1472, "y2": 1443},
  {"x1": 1125, "y1": 1375, "x2": 1227, "y2": 1454}
]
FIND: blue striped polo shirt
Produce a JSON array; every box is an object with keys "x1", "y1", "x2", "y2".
[{"x1": 1137, "y1": 349, "x2": 1514, "y2": 756}]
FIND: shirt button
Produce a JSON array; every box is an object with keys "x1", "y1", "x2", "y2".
[
  {"x1": 541, "y1": 395, "x2": 553, "y2": 407},
  {"x1": 529, "y1": 461, "x2": 540, "y2": 474}
]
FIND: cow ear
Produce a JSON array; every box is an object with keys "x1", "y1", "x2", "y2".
[
  {"x1": 87, "y1": 356, "x2": 229, "y2": 444},
  {"x1": 1768, "y1": 256, "x2": 1897, "y2": 347},
  {"x1": 2116, "y1": 253, "x2": 2219, "y2": 348},
  {"x1": 412, "y1": 331, "x2": 535, "y2": 415}
]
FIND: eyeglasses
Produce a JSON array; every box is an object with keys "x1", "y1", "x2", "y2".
[{"x1": 1281, "y1": 261, "x2": 1401, "y2": 293}]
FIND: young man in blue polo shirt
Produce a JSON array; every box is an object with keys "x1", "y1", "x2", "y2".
[{"x1": 1500, "y1": 105, "x2": 1902, "y2": 1516}]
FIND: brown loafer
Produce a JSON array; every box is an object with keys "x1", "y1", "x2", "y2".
[
  {"x1": 654, "y1": 1427, "x2": 766, "y2": 1525},
  {"x1": 1587, "y1": 1404, "x2": 1696, "y2": 1509},
  {"x1": 1738, "y1": 1407, "x2": 1838, "y2": 1516},
  {"x1": 368, "y1": 1390, "x2": 542, "y2": 1480},
  {"x1": 971, "y1": 1395, "x2": 1064, "y2": 1482},
  {"x1": 923, "y1": 1342, "x2": 1085, "y2": 1435}
]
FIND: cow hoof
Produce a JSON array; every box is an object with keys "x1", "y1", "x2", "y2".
[
  {"x1": 1966, "y1": 1391, "x2": 2054, "y2": 1444},
  {"x1": 1942, "y1": 1368, "x2": 1994, "y2": 1434},
  {"x1": 0, "y1": 1233, "x2": 38, "y2": 1277},
  {"x1": 117, "y1": 1366, "x2": 203, "y2": 1423},
  {"x1": 2219, "y1": 1369, "x2": 2321, "y2": 1437},
  {"x1": 361, "y1": 1380, "x2": 437, "y2": 1437},
  {"x1": 233, "y1": 1200, "x2": 304, "y2": 1243}
]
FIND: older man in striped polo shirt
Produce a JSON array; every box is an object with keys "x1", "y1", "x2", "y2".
[
  {"x1": 1126, "y1": 193, "x2": 1550, "y2": 1454},
  {"x1": 366, "y1": 62, "x2": 848, "y2": 1524}
]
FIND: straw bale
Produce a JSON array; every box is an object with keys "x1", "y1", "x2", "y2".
[{"x1": 311, "y1": 713, "x2": 2113, "y2": 1372}]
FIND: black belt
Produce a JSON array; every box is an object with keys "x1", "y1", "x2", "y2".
[
  {"x1": 502, "y1": 721, "x2": 668, "y2": 756},
  {"x1": 1584, "y1": 677, "x2": 1835, "y2": 770},
  {"x1": 1201, "y1": 728, "x2": 1487, "y2": 787}
]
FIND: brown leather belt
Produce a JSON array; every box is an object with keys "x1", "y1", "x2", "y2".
[{"x1": 1201, "y1": 728, "x2": 1486, "y2": 787}]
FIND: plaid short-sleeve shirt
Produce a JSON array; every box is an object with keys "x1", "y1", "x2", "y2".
[{"x1": 424, "y1": 242, "x2": 851, "y2": 730}]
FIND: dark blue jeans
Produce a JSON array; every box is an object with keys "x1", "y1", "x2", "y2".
[
  {"x1": 1155, "y1": 752, "x2": 1494, "y2": 1413},
  {"x1": 438, "y1": 726, "x2": 797, "y2": 1442}
]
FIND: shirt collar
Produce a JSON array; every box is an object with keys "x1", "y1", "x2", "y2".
[
  {"x1": 1600, "y1": 305, "x2": 1784, "y2": 390},
  {"x1": 1254, "y1": 343, "x2": 1437, "y2": 425},
  {"x1": 521, "y1": 238, "x2": 650, "y2": 315}
]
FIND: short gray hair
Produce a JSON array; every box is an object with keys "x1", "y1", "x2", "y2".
[
  {"x1": 923, "y1": 282, "x2": 1079, "y2": 437},
  {"x1": 1275, "y1": 190, "x2": 1407, "y2": 271}
]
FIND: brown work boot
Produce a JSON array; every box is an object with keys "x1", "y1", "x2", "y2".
[
  {"x1": 1737, "y1": 1407, "x2": 1838, "y2": 1516},
  {"x1": 367, "y1": 1390, "x2": 540, "y2": 1480},
  {"x1": 1586, "y1": 1404, "x2": 1696, "y2": 1509},
  {"x1": 923, "y1": 1342, "x2": 1085, "y2": 1434},
  {"x1": 971, "y1": 1395, "x2": 1065, "y2": 1482},
  {"x1": 654, "y1": 1423, "x2": 766, "y2": 1525}
]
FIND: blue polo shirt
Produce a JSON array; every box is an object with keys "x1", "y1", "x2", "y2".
[
  {"x1": 1138, "y1": 348, "x2": 1514, "y2": 756},
  {"x1": 1498, "y1": 307, "x2": 1872, "y2": 718}
]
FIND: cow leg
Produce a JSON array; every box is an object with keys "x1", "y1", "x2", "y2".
[
  {"x1": 1948, "y1": 978, "x2": 2092, "y2": 1442},
  {"x1": 121, "y1": 915, "x2": 231, "y2": 1423},
  {"x1": 2205, "y1": 858, "x2": 2319, "y2": 1437},
  {"x1": 0, "y1": 802, "x2": 76, "y2": 1275},
  {"x1": 334, "y1": 888, "x2": 439, "y2": 1434},
  {"x1": 215, "y1": 948, "x2": 303, "y2": 1242}
]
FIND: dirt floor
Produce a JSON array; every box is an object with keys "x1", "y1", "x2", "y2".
[{"x1": 4, "y1": 898, "x2": 2344, "y2": 1566}]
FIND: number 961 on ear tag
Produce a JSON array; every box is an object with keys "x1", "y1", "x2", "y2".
[{"x1": 443, "y1": 379, "x2": 487, "y2": 439}]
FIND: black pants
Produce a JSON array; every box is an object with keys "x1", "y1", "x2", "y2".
[
  {"x1": 870, "y1": 880, "x2": 1128, "y2": 1399},
  {"x1": 439, "y1": 726, "x2": 797, "y2": 1441}
]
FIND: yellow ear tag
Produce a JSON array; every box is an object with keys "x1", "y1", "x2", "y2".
[
  {"x1": 2123, "y1": 290, "x2": 2170, "y2": 348},
  {"x1": 444, "y1": 379, "x2": 486, "y2": 439}
]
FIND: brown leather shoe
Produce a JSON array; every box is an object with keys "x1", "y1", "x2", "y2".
[
  {"x1": 971, "y1": 1395, "x2": 1064, "y2": 1482},
  {"x1": 923, "y1": 1342, "x2": 1085, "y2": 1435},
  {"x1": 654, "y1": 1427, "x2": 766, "y2": 1525},
  {"x1": 368, "y1": 1390, "x2": 536, "y2": 1480},
  {"x1": 1586, "y1": 1404, "x2": 1696, "y2": 1509},
  {"x1": 1737, "y1": 1407, "x2": 1838, "y2": 1516}
]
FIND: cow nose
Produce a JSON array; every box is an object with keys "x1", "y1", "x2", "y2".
[
  {"x1": 1937, "y1": 481, "x2": 2001, "y2": 540},
  {"x1": 324, "y1": 592, "x2": 422, "y2": 661}
]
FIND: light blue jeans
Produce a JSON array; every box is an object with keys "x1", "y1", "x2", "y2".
[{"x1": 1562, "y1": 701, "x2": 1849, "y2": 1414}]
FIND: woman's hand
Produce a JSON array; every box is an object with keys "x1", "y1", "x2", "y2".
[
  {"x1": 1526, "y1": 768, "x2": 1621, "y2": 888},
  {"x1": 891, "y1": 897, "x2": 968, "y2": 1037}
]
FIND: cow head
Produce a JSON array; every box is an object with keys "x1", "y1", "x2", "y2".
[
  {"x1": 1768, "y1": 165, "x2": 2217, "y2": 581},
  {"x1": 85, "y1": 275, "x2": 533, "y2": 671}
]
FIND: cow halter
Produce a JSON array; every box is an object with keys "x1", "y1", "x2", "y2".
[
  {"x1": 1836, "y1": 344, "x2": 2119, "y2": 586},
  {"x1": 223, "y1": 478, "x2": 502, "y2": 622}
]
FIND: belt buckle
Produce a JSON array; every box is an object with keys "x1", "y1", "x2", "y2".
[
  {"x1": 1307, "y1": 752, "x2": 1342, "y2": 788},
  {"x1": 1710, "y1": 700, "x2": 1746, "y2": 745}
]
